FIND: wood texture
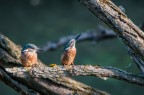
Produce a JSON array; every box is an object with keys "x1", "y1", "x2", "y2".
[{"x1": 79, "y1": 0, "x2": 144, "y2": 73}]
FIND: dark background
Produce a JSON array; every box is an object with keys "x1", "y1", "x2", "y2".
[{"x1": 0, "y1": 0, "x2": 144, "y2": 95}]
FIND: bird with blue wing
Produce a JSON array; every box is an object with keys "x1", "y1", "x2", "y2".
[
  {"x1": 20, "y1": 43, "x2": 43, "y2": 67},
  {"x1": 61, "y1": 34, "x2": 81, "y2": 67}
]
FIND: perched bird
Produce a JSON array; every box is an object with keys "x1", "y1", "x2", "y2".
[
  {"x1": 20, "y1": 43, "x2": 42, "y2": 67},
  {"x1": 61, "y1": 34, "x2": 81, "y2": 66}
]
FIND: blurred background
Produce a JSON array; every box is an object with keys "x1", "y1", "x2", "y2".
[{"x1": 0, "y1": 0, "x2": 144, "y2": 95}]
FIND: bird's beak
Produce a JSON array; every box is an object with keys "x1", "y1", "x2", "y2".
[
  {"x1": 36, "y1": 48, "x2": 45, "y2": 53},
  {"x1": 65, "y1": 47, "x2": 70, "y2": 51},
  {"x1": 22, "y1": 49, "x2": 28, "y2": 52},
  {"x1": 75, "y1": 34, "x2": 81, "y2": 41}
]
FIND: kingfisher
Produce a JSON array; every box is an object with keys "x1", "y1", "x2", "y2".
[
  {"x1": 61, "y1": 34, "x2": 81, "y2": 67},
  {"x1": 20, "y1": 43, "x2": 43, "y2": 67}
]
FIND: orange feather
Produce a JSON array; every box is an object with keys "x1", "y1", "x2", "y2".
[
  {"x1": 61, "y1": 47, "x2": 76, "y2": 65},
  {"x1": 21, "y1": 52, "x2": 37, "y2": 67}
]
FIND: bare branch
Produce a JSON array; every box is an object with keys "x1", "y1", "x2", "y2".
[
  {"x1": 78, "y1": 0, "x2": 144, "y2": 73},
  {"x1": 3, "y1": 64, "x2": 110, "y2": 95},
  {"x1": 0, "y1": 33, "x2": 21, "y2": 59},
  {"x1": 0, "y1": 65, "x2": 40, "y2": 95},
  {"x1": 5, "y1": 65, "x2": 144, "y2": 87},
  {"x1": 41, "y1": 26, "x2": 116, "y2": 51}
]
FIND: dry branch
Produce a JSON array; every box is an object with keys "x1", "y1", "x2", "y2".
[
  {"x1": 79, "y1": 0, "x2": 144, "y2": 73},
  {"x1": 0, "y1": 65, "x2": 40, "y2": 95},
  {"x1": 5, "y1": 65, "x2": 144, "y2": 87},
  {"x1": 41, "y1": 26, "x2": 116, "y2": 51}
]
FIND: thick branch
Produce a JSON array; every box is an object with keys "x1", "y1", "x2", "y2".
[
  {"x1": 0, "y1": 33, "x2": 21, "y2": 59},
  {"x1": 79, "y1": 0, "x2": 144, "y2": 73},
  {"x1": 0, "y1": 65, "x2": 40, "y2": 95},
  {"x1": 5, "y1": 65, "x2": 110, "y2": 95},
  {"x1": 5, "y1": 65, "x2": 144, "y2": 87}
]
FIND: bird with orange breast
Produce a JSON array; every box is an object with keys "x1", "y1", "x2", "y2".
[
  {"x1": 61, "y1": 34, "x2": 81, "y2": 67},
  {"x1": 20, "y1": 43, "x2": 43, "y2": 67}
]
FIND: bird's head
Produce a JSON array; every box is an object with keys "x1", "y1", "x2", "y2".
[
  {"x1": 21, "y1": 43, "x2": 43, "y2": 53},
  {"x1": 64, "y1": 34, "x2": 81, "y2": 51}
]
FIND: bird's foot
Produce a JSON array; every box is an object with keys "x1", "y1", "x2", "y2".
[
  {"x1": 49, "y1": 64, "x2": 57, "y2": 67},
  {"x1": 62, "y1": 64, "x2": 75, "y2": 72},
  {"x1": 72, "y1": 64, "x2": 74, "y2": 69},
  {"x1": 24, "y1": 67, "x2": 31, "y2": 71}
]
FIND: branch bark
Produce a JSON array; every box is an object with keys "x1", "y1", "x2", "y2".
[
  {"x1": 5, "y1": 65, "x2": 144, "y2": 86},
  {"x1": 78, "y1": 0, "x2": 144, "y2": 73},
  {"x1": 0, "y1": 65, "x2": 40, "y2": 95}
]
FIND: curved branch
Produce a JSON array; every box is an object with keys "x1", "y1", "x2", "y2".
[
  {"x1": 41, "y1": 26, "x2": 116, "y2": 51},
  {"x1": 78, "y1": 0, "x2": 144, "y2": 73}
]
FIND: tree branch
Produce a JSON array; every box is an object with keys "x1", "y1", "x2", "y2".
[
  {"x1": 5, "y1": 65, "x2": 110, "y2": 95},
  {"x1": 0, "y1": 65, "x2": 40, "y2": 95},
  {"x1": 5, "y1": 65, "x2": 144, "y2": 87},
  {"x1": 78, "y1": 0, "x2": 144, "y2": 73},
  {"x1": 41, "y1": 26, "x2": 116, "y2": 51}
]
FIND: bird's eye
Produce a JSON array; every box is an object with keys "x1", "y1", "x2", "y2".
[{"x1": 29, "y1": 47, "x2": 35, "y2": 49}]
